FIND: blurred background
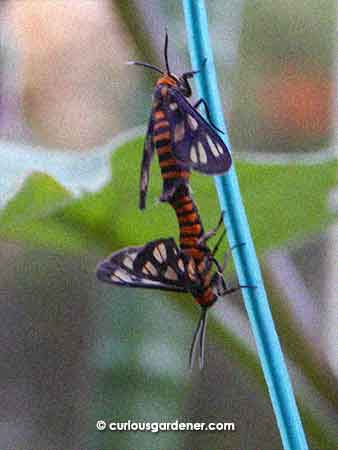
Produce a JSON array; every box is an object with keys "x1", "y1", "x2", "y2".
[{"x1": 0, "y1": 1, "x2": 337, "y2": 449}]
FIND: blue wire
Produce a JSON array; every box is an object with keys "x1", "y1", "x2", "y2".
[{"x1": 182, "y1": 1, "x2": 310, "y2": 449}]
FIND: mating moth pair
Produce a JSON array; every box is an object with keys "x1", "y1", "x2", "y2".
[{"x1": 97, "y1": 33, "x2": 246, "y2": 369}]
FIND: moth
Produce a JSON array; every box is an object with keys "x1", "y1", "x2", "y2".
[
  {"x1": 127, "y1": 32, "x2": 232, "y2": 210},
  {"x1": 97, "y1": 209, "x2": 249, "y2": 369}
]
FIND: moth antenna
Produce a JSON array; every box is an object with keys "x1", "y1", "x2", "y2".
[
  {"x1": 198, "y1": 308, "x2": 208, "y2": 370},
  {"x1": 189, "y1": 310, "x2": 204, "y2": 370},
  {"x1": 126, "y1": 61, "x2": 164, "y2": 75},
  {"x1": 164, "y1": 29, "x2": 171, "y2": 75}
]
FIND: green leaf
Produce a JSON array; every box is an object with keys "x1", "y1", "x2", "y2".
[
  {"x1": 102, "y1": 137, "x2": 336, "y2": 253},
  {"x1": 0, "y1": 172, "x2": 101, "y2": 251},
  {"x1": 0, "y1": 137, "x2": 336, "y2": 253},
  {"x1": 0, "y1": 172, "x2": 72, "y2": 223},
  {"x1": 2, "y1": 139, "x2": 336, "y2": 449}
]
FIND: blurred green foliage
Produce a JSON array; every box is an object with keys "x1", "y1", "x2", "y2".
[
  {"x1": 1, "y1": 138, "x2": 337, "y2": 449},
  {"x1": 0, "y1": 137, "x2": 335, "y2": 255},
  {"x1": 1, "y1": 0, "x2": 336, "y2": 449}
]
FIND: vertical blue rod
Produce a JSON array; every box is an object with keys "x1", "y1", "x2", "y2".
[{"x1": 182, "y1": 2, "x2": 309, "y2": 450}]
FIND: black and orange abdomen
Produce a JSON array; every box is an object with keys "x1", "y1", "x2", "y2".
[
  {"x1": 152, "y1": 108, "x2": 191, "y2": 201},
  {"x1": 153, "y1": 107, "x2": 215, "y2": 305},
  {"x1": 168, "y1": 184, "x2": 206, "y2": 262}
]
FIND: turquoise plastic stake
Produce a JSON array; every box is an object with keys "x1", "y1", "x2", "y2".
[{"x1": 182, "y1": 1, "x2": 310, "y2": 449}]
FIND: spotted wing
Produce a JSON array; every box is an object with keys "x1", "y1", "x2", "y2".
[
  {"x1": 139, "y1": 113, "x2": 155, "y2": 210},
  {"x1": 96, "y1": 239, "x2": 189, "y2": 293},
  {"x1": 167, "y1": 88, "x2": 232, "y2": 174}
]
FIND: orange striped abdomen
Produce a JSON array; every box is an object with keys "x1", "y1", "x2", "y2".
[
  {"x1": 153, "y1": 109, "x2": 191, "y2": 194},
  {"x1": 169, "y1": 184, "x2": 206, "y2": 262}
]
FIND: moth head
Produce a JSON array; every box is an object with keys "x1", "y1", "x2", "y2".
[
  {"x1": 127, "y1": 30, "x2": 196, "y2": 98},
  {"x1": 154, "y1": 73, "x2": 192, "y2": 98},
  {"x1": 162, "y1": 30, "x2": 193, "y2": 97}
]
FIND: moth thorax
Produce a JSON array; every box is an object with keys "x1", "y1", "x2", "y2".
[
  {"x1": 157, "y1": 75, "x2": 178, "y2": 88},
  {"x1": 161, "y1": 85, "x2": 169, "y2": 96},
  {"x1": 196, "y1": 288, "x2": 217, "y2": 307}
]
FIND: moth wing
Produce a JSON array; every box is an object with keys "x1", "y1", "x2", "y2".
[
  {"x1": 167, "y1": 89, "x2": 232, "y2": 174},
  {"x1": 133, "y1": 238, "x2": 191, "y2": 289},
  {"x1": 96, "y1": 239, "x2": 188, "y2": 293},
  {"x1": 139, "y1": 113, "x2": 155, "y2": 210}
]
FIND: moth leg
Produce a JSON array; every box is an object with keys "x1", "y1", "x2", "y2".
[
  {"x1": 160, "y1": 178, "x2": 192, "y2": 204},
  {"x1": 189, "y1": 316, "x2": 202, "y2": 370},
  {"x1": 221, "y1": 284, "x2": 257, "y2": 296},
  {"x1": 189, "y1": 306, "x2": 208, "y2": 370},
  {"x1": 211, "y1": 229, "x2": 226, "y2": 256},
  {"x1": 213, "y1": 240, "x2": 246, "y2": 271},
  {"x1": 197, "y1": 211, "x2": 225, "y2": 246},
  {"x1": 159, "y1": 186, "x2": 177, "y2": 203},
  {"x1": 221, "y1": 251, "x2": 230, "y2": 274},
  {"x1": 181, "y1": 58, "x2": 207, "y2": 80},
  {"x1": 198, "y1": 307, "x2": 208, "y2": 370},
  {"x1": 159, "y1": 182, "x2": 186, "y2": 203},
  {"x1": 221, "y1": 242, "x2": 246, "y2": 271},
  {"x1": 216, "y1": 272, "x2": 226, "y2": 296},
  {"x1": 211, "y1": 255, "x2": 226, "y2": 275},
  {"x1": 180, "y1": 59, "x2": 207, "y2": 97},
  {"x1": 193, "y1": 98, "x2": 224, "y2": 134}
]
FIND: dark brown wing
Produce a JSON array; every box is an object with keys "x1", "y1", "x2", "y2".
[
  {"x1": 97, "y1": 238, "x2": 189, "y2": 293},
  {"x1": 139, "y1": 114, "x2": 155, "y2": 210},
  {"x1": 167, "y1": 88, "x2": 232, "y2": 174}
]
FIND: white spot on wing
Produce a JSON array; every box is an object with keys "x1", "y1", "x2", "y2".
[
  {"x1": 123, "y1": 256, "x2": 134, "y2": 270},
  {"x1": 216, "y1": 142, "x2": 224, "y2": 154},
  {"x1": 188, "y1": 259, "x2": 196, "y2": 280},
  {"x1": 170, "y1": 102, "x2": 178, "y2": 111},
  {"x1": 153, "y1": 247, "x2": 161, "y2": 262},
  {"x1": 198, "y1": 142, "x2": 207, "y2": 164},
  {"x1": 159, "y1": 243, "x2": 167, "y2": 260},
  {"x1": 114, "y1": 269, "x2": 132, "y2": 282},
  {"x1": 144, "y1": 279, "x2": 161, "y2": 286},
  {"x1": 207, "y1": 135, "x2": 219, "y2": 157},
  {"x1": 111, "y1": 274, "x2": 122, "y2": 282},
  {"x1": 178, "y1": 258, "x2": 184, "y2": 272},
  {"x1": 190, "y1": 145, "x2": 198, "y2": 163},
  {"x1": 142, "y1": 262, "x2": 158, "y2": 276},
  {"x1": 188, "y1": 114, "x2": 198, "y2": 130},
  {"x1": 164, "y1": 266, "x2": 178, "y2": 281},
  {"x1": 153, "y1": 243, "x2": 167, "y2": 263}
]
